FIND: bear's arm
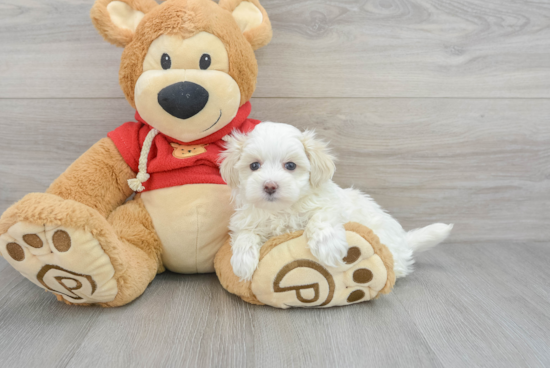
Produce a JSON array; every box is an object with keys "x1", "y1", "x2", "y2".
[{"x1": 46, "y1": 138, "x2": 136, "y2": 218}]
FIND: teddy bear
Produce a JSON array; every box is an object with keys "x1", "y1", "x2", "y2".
[{"x1": 0, "y1": 0, "x2": 395, "y2": 308}]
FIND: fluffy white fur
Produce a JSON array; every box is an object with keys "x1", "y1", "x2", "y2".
[{"x1": 220, "y1": 122, "x2": 453, "y2": 281}]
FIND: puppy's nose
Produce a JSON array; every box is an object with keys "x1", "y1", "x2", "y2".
[{"x1": 263, "y1": 182, "x2": 278, "y2": 195}]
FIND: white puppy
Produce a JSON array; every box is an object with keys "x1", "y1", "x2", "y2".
[{"x1": 220, "y1": 122, "x2": 452, "y2": 281}]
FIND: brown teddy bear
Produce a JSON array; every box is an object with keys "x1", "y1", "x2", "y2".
[{"x1": 0, "y1": 0, "x2": 395, "y2": 308}]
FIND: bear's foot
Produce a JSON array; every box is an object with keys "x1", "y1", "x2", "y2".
[
  {"x1": 215, "y1": 222, "x2": 396, "y2": 309},
  {"x1": 0, "y1": 193, "x2": 123, "y2": 305},
  {"x1": 0, "y1": 222, "x2": 118, "y2": 304}
]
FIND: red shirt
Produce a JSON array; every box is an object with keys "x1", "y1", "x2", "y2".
[{"x1": 108, "y1": 102, "x2": 259, "y2": 192}]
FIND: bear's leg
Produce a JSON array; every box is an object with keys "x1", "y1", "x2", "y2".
[
  {"x1": 0, "y1": 194, "x2": 161, "y2": 307},
  {"x1": 215, "y1": 223, "x2": 396, "y2": 308},
  {"x1": 104, "y1": 196, "x2": 164, "y2": 305}
]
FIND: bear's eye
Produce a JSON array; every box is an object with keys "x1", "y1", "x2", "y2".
[
  {"x1": 285, "y1": 162, "x2": 297, "y2": 171},
  {"x1": 200, "y1": 54, "x2": 211, "y2": 70},
  {"x1": 250, "y1": 162, "x2": 261, "y2": 171},
  {"x1": 161, "y1": 53, "x2": 171, "y2": 70}
]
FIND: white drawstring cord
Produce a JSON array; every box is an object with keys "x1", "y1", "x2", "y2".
[{"x1": 127, "y1": 128, "x2": 159, "y2": 192}]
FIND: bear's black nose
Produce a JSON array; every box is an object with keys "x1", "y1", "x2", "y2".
[{"x1": 158, "y1": 81, "x2": 209, "y2": 119}]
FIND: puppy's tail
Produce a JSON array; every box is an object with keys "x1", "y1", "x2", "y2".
[{"x1": 406, "y1": 223, "x2": 453, "y2": 253}]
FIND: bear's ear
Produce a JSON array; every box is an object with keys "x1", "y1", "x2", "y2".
[
  {"x1": 219, "y1": 0, "x2": 273, "y2": 50},
  {"x1": 90, "y1": 0, "x2": 158, "y2": 47}
]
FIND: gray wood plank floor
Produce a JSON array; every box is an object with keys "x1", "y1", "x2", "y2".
[{"x1": 1, "y1": 0, "x2": 549, "y2": 367}]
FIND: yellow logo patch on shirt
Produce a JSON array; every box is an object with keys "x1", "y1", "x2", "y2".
[{"x1": 170, "y1": 143, "x2": 208, "y2": 159}]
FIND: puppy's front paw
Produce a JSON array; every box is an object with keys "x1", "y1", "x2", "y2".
[
  {"x1": 231, "y1": 248, "x2": 260, "y2": 281},
  {"x1": 307, "y1": 225, "x2": 348, "y2": 268}
]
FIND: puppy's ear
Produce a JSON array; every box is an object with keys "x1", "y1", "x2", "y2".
[
  {"x1": 219, "y1": 0, "x2": 273, "y2": 50},
  {"x1": 90, "y1": 0, "x2": 158, "y2": 47},
  {"x1": 219, "y1": 131, "x2": 249, "y2": 188},
  {"x1": 301, "y1": 130, "x2": 336, "y2": 188}
]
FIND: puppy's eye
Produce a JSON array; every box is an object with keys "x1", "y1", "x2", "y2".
[
  {"x1": 200, "y1": 54, "x2": 211, "y2": 70},
  {"x1": 285, "y1": 162, "x2": 297, "y2": 171},
  {"x1": 250, "y1": 162, "x2": 261, "y2": 171}
]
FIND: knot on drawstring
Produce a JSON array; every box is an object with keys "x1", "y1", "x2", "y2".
[
  {"x1": 127, "y1": 172, "x2": 151, "y2": 192},
  {"x1": 128, "y1": 128, "x2": 159, "y2": 192},
  {"x1": 127, "y1": 177, "x2": 146, "y2": 192}
]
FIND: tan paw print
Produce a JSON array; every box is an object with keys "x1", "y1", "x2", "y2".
[
  {"x1": 251, "y1": 225, "x2": 395, "y2": 308},
  {"x1": 0, "y1": 222, "x2": 118, "y2": 303}
]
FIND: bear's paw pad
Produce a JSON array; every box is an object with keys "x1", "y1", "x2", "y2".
[
  {"x1": 0, "y1": 222, "x2": 117, "y2": 304},
  {"x1": 251, "y1": 231, "x2": 389, "y2": 308}
]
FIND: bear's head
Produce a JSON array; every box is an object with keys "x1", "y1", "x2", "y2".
[{"x1": 91, "y1": 0, "x2": 272, "y2": 142}]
